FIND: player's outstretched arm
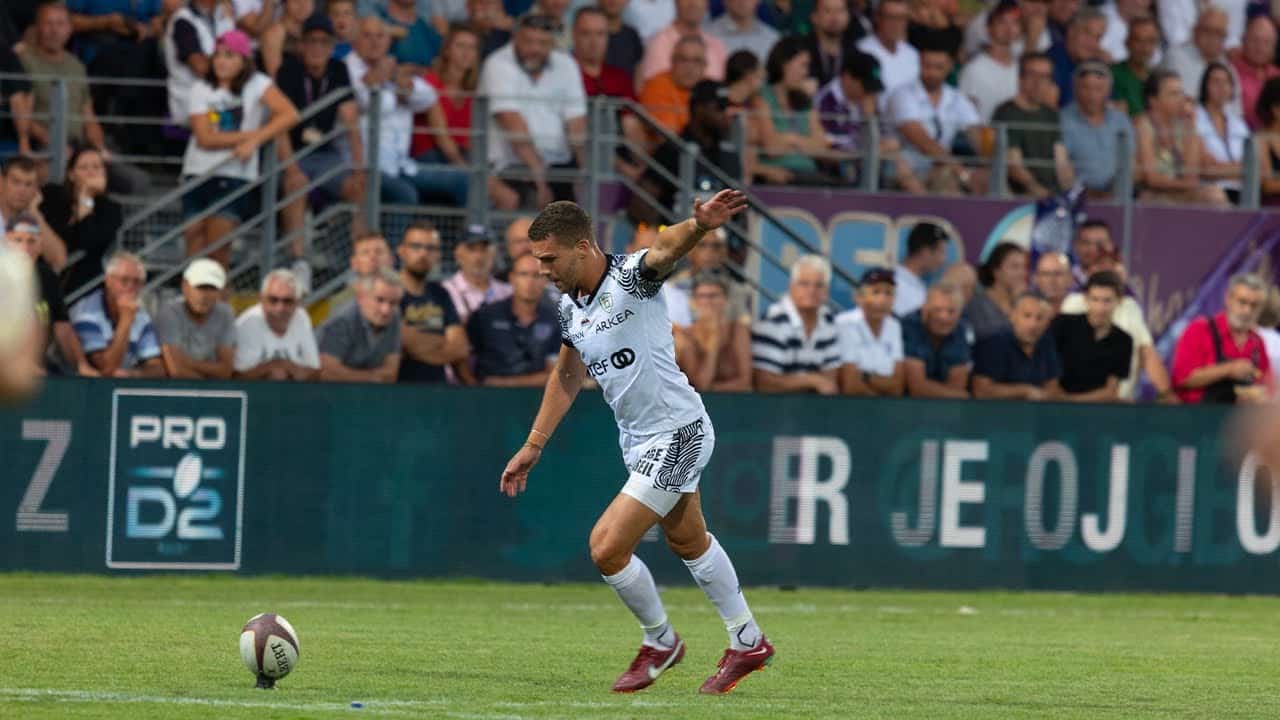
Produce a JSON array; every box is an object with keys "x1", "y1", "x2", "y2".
[
  {"x1": 644, "y1": 189, "x2": 748, "y2": 278},
  {"x1": 499, "y1": 344, "x2": 588, "y2": 497}
]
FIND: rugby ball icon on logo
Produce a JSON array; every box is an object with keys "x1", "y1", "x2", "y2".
[
  {"x1": 173, "y1": 452, "x2": 202, "y2": 499},
  {"x1": 240, "y1": 613, "x2": 300, "y2": 688}
]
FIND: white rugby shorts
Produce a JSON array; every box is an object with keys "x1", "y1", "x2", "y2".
[{"x1": 619, "y1": 414, "x2": 715, "y2": 516}]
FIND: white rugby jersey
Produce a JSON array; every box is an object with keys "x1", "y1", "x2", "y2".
[{"x1": 559, "y1": 250, "x2": 706, "y2": 437}]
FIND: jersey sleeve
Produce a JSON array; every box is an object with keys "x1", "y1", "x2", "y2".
[
  {"x1": 556, "y1": 300, "x2": 575, "y2": 348},
  {"x1": 619, "y1": 250, "x2": 666, "y2": 301}
]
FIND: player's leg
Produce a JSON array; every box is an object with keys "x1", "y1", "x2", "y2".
[{"x1": 590, "y1": 493, "x2": 686, "y2": 692}]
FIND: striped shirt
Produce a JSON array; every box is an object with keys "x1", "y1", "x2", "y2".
[{"x1": 751, "y1": 296, "x2": 842, "y2": 375}]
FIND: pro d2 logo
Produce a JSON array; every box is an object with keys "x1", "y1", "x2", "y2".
[{"x1": 106, "y1": 390, "x2": 247, "y2": 570}]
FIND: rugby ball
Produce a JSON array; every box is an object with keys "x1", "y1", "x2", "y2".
[{"x1": 240, "y1": 613, "x2": 300, "y2": 688}]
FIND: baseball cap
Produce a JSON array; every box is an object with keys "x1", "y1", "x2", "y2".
[
  {"x1": 302, "y1": 13, "x2": 336, "y2": 37},
  {"x1": 689, "y1": 80, "x2": 729, "y2": 111},
  {"x1": 216, "y1": 30, "x2": 254, "y2": 59},
  {"x1": 183, "y1": 258, "x2": 227, "y2": 289},
  {"x1": 841, "y1": 51, "x2": 884, "y2": 94},
  {"x1": 860, "y1": 267, "x2": 896, "y2": 286},
  {"x1": 6, "y1": 212, "x2": 40, "y2": 235},
  {"x1": 461, "y1": 224, "x2": 493, "y2": 245}
]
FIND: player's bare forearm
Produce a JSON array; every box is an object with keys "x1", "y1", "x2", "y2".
[
  {"x1": 646, "y1": 189, "x2": 748, "y2": 276},
  {"x1": 527, "y1": 346, "x2": 586, "y2": 443}
]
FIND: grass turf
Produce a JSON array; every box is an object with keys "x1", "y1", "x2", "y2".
[{"x1": 0, "y1": 574, "x2": 1275, "y2": 719}]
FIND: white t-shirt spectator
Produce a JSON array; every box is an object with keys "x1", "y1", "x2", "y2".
[
  {"x1": 893, "y1": 265, "x2": 927, "y2": 317},
  {"x1": 963, "y1": 7, "x2": 1051, "y2": 58},
  {"x1": 345, "y1": 51, "x2": 439, "y2": 176},
  {"x1": 885, "y1": 78, "x2": 981, "y2": 174},
  {"x1": 233, "y1": 304, "x2": 321, "y2": 371},
  {"x1": 1160, "y1": 0, "x2": 1246, "y2": 50},
  {"x1": 478, "y1": 44, "x2": 587, "y2": 170},
  {"x1": 835, "y1": 307, "x2": 903, "y2": 377},
  {"x1": 625, "y1": 0, "x2": 676, "y2": 40},
  {"x1": 181, "y1": 72, "x2": 274, "y2": 180},
  {"x1": 856, "y1": 34, "x2": 920, "y2": 100},
  {"x1": 958, "y1": 52, "x2": 1017, "y2": 123},
  {"x1": 1195, "y1": 104, "x2": 1248, "y2": 191},
  {"x1": 1099, "y1": 4, "x2": 1163, "y2": 65}
]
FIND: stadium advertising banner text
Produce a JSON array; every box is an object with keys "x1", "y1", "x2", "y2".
[{"x1": 1, "y1": 381, "x2": 1276, "y2": 593}]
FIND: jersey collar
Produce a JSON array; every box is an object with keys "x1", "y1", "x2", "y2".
[{"x1": 572, "y1": 254, "x2": 613, "y2": 309}]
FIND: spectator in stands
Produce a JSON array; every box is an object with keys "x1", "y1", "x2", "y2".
[
  {"x1": 993, "y1": 52, "x2": 1074, "y2": 198},
  {"x1": 40, "y1": 147, "x2": 121, "y2": 297},
  {"x1": 1230, "y1": 16, "x2": 1279, "y2": 130},
  {"x1": 376, "y1": 0, "x2": 443, "y2": 72},
  {"x1": 328, "y1": 0, "x2": 358, "y2": 58},
  {"x1": 908, "y1": 0, "x2": 963, "y2": 61},
  {"x1": 529, "y1": 0, "x2": 575, "y2": 49},
  {"x1": 19, "y1": 2, "x2": 148, "y2": 194},
  {"x1": 496, "y1": 215, "x2": 533, "y2": 281},
  {"x1": 278, "y1": 14, "x2": 366, "y2": 283},
  {"x1": 1172, "y1": 272, "x2": 1272, "y2": 404},
  {"x1": 885, "y1": 44, "x2": 985, "y2": 195},
  {"x1": 752, "y1": 254, "x2": 842, "y2": 394},
  {"x1": 942, "y1": 261, "x2": 977, "y2": 305},
  {"x1": 165, "y1": 0, "x2": 238, "y2": 125},
  {"x1": 958, "y1": 2, "x2": 1019, "y2": 123},
  {"x1": 639, "y1": 35, "x2": 708, "y2": 135},
  {"x1": 754, "y1": 36, "x2": 842, "y2": 185},
  {"x1": 599, "y1": 0, "x2": 643, "y2": 75},
  {"x1": 1062, "y1": 62, "x2": 1133, "y2": 198},
  {"x1": 443, "y1": 224, "x2": 514, "y2": 324},
  {"x1": 640, "y1": 0, "x2": 728, "y2": 82},
  {"x1": 836, "y1": 267, "x2": 904, "y2": 396},
  {"x1": 70, "y1": 251, "x2": 164, "y2": 377},
  {"x1": 461, "y1": 253, "x2": 562, "y2": 386},
  {"x1": 669, "y1": 229, "x2": 753, "y2": 323},
  {"x1": 1099, "y1": 0, "x2": 1157, "y2": 65},
  {"x1": 1061, "y1": 259, "x2": 1172, "y2": 401},
  {"x1": 708, "y1": 0, "x2": 778, "y2": 61},
  {"x1": 1111, "y1": 16, "x2": 1160, "y2": 116},
  {"x1": 574, "y1": 8, "x2": 639, "y2": 117},
  {"x1": 464, "y1": 0, "x2": 514, "y2": 58},
  {"x1": 397, "y1": 222, "x2": 469, "y2": 383},
  {"x1": 154, "y1": 258, "x2": 236, "y2": 379},
  {"x1": 233, "y1": 268, "x2": 320, "y2": 380},
  {"x1": 803, "y1": 0, "x2": 855, "y2": 87},
  {"x1": 66, "y1": 0, "x2": 167, "y2": 66},
  {"x1": 1196, "y1": 61, "x2": 1248, "y2": 202},
  {"x1": 0, "y1": 155, "x2": 65, "y2": 271},
  {"x1": 181, "y1": 30, "x2": 299, "y2": 267},
  {"x1": 414, "y1": 23, "x2": 479, "y2": 168},
  {"x1": 1163, "y1": 7, "x2": 1234, "y2": 108},
  {"x1": 1032, "y1": 251, "x2": 1071, "y2": 314},
  {"x1": 625, "y1": 0, "x2": 675, "y2": 42},
  {"x1": 233, "y1": 0, "x2": 277, "y2": 42},
  {"x1": 260, "y1": 0, "x2": 316, "y2": 76},
  {"x1": 0, "y1": 46, "x2": 34, "y2": 157},
  {"x1": 1045, "y1": 0, "x2": 1078, "y2": 46},
  {"x1": 856, "y1": 0, "x2": 918, "y2": 98},
  {"x1": 972, "y1": 292, "x2": 1061, "y2": 400},
  {"x1": 348, "y1": 17, "x2": 468, "y2": 207},
  {"x1": 1256, "y1": 78, "x2": 1280, "y2": 200},
  {"x1": 624, "y1": 223, "x2": 692, "y2": 326},
  {"x1": 963, "y1": 0, "x2": 1051, "y2": 59},
  {"x1": 1070, "y1": 218, "x2": 1113, "y2": 284},
  {"x1": 1134, "y1": 69, "x2": 1229, "y2": 206},
  {"x1": 1257, "y1": 286, "x2": 1280, "y2": 372},
  {"x1": 5, "y1": 212, "x2": 95, "y2": 376},
  {"x1": 675, "y1": 272, "x2": 753, "y2": 391},
  {"x1": 1049, "y1": 270, "x2": 1132, "y2": 401},
  {"x1": 318, "y1": 267, "x2": 403, "y2": 382},
  {"x1": 901, "y1": 282, "x2": 970, "y2": 398},
  {"x1": 893, "y1": 221, "x2": 947, "y2": 317},
  {"x1": 1048, "y1": 8, "x2": 1107, "y2": 107},
  {"x1": 479, "y1": 13, "x2": 587, "y2": 210},
  {"x1": 965, "y1": 241, "x2": 1027, "y2": 342}
]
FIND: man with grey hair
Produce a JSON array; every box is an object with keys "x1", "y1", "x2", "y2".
[
  {"x1": 1172, "y1": 272, "x2": 1272, "y2": 403},
  {"x1": 1049, "y1": 8, "x2": 1107, "y2": 107},
  {"x1": 69, "y1": 251, "x2": 165, "y2": 377},
  {"x1": 234, "y1": 268, "x2": 321, "y2": 381},
  {"x1": 1032, "y1": 251, "x2": 1073, "y2": 315},
  {"x1": 751, "y1": 254, "x2": 842, "y2": 394},
  {"x1": 1162, "y1": 7, "x2": 1237, "y2": 110},
  {"x1": 901, "y1": 282, "x2": 971, "y2": 398},
  {"x1": 317, "y1": 267, "x2": 403, "y2": 382}
]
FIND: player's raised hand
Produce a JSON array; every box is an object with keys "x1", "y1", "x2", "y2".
[
  {"x1": 499, "y1": 444, "x2": 541, "y2": 497},
  {"x1": 693, "y1": 189, "x2": 748, "y2": 231}
]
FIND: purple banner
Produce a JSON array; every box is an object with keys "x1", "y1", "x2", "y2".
[{"x1": 750, "y1": 188, "x2": 1280, "y2": 337}]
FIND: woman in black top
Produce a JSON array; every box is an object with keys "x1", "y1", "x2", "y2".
[{"x1": 41, "y1": 147, "x2": 122, "y2": 297}]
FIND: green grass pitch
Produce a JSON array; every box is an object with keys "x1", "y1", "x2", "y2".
[{"x1": 1, "y1": 574, "x2": 1277, "y2": 719}]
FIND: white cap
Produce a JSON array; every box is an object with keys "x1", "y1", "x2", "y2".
[{"x1": 183, "y1": 258, "x2": 226, "y2": 289}]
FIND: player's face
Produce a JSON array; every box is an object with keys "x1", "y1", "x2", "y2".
[
  {"x1": 530, "y1": 237, "x2": 583, "y2": 293},
  {"x1": 856, "y1": 282, "x2": 895, "y2": 322}
]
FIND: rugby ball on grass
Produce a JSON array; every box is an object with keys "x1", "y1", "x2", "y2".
[{"x1": 240, "y1": 613, "x2": 300, "y2": 688}]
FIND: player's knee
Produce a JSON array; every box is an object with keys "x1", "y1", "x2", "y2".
[
  {"x1": 664, "y1": 531, "x2": 709, "y2": 561},
  {"x1": 589, "y1": 535, "x2": 629, "y2": 575}
]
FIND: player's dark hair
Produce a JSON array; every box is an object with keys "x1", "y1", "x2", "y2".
[
  {"x1": 529, "y1": 201, "x2": 593, "y2": 247},
  {"x1": 1085, "y1": 270, "x2": 1124, "y2": 297},
  {"x1": 978, "y1": 242, "x2": 1026, "y2": 288},
  {"x1": 2, "y1": 155, "x2": 36, "y2": 176}
]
